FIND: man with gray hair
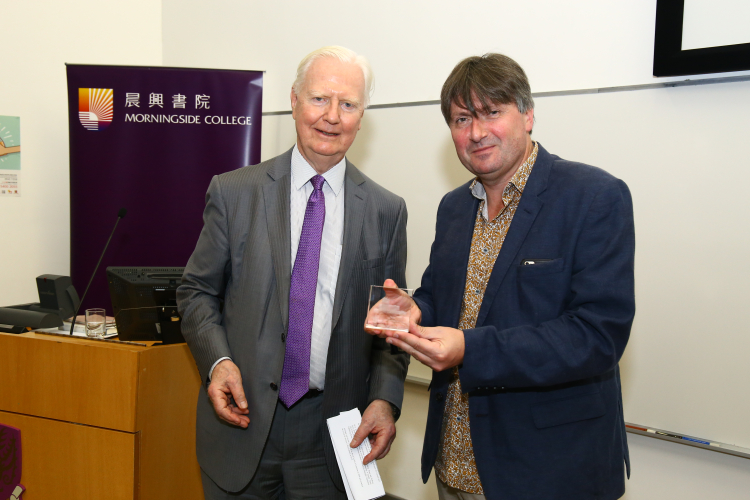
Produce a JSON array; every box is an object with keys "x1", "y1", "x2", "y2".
[
  {"x1": 369, "y1": 53, "x2": 634, "y2": 499},
  {"x1": 179, "y1": 46, "x2": 409, "y2": 499}
]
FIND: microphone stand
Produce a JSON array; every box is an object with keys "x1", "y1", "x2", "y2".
[{"x1": 70, "y1": 209, "x2": 127, "y2": 335}]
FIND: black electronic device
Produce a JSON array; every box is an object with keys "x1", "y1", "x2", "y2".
[
  {"x1": 106, "y1": 266, "x2": 185, "y2": 343},
  {"x1": 0, "y1": 307, "x2": 64, "y2": 333},
  {"x1": 29, "y1": 275, "x2": 80, "y2": 319},
  {"x1": 0, "y1": 274, "x2": 80, "y2": 333}
]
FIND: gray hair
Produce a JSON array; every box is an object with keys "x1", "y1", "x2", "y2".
[
  {"x1": 292, "y1": 46, "x2": 374, "y2": 108},
  {"x1": 440, "y1": 53, "x2": 534, "y2": 124}
]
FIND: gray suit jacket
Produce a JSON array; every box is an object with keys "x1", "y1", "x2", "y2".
[{"x1": 177, "y1": 148, "x2": 409, "y2": 492}]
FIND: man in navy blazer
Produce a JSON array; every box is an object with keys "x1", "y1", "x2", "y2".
[{"x1": 369, "y1": 54, "x2": 634, "y2": 499}]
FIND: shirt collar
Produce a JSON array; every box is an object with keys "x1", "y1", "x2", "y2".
[
  {"x1": 470, "y1": 141, "x2": 538, "y2": 201},
  {"x1": 291, "y1": 144, "x2": 346, "y2": 196}
]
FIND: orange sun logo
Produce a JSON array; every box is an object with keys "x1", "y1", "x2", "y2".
[{"x1": 78, "y1": 88, "x2": 113, "y2": 131}]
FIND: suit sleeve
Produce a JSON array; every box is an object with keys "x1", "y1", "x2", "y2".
[
  {"x1": 177, "y1": 175, "x2": 234, "y2": 385},
  {"x1": 367, "y1": 198, "x2": 410, "y2": 414},
  {"x1": 460, "y1": 178, "x2": 635, "y2": 390}
]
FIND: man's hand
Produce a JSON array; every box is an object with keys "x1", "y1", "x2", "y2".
[
  {"x1": 386, "y1": 321, "x2": 465, "y2": 372},
  {"x1": 364, "y1": 278, "x2": 421, "y2": 338},
  {"x1": 207, "y1": 359, "x2": 250, "y2": 428},
  {"x1": 349, "y1": 399, "x2": 396, "y2": 465}
]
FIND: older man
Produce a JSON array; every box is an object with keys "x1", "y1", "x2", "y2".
[
  {"x1": 371, "y1": 53, "x2": 634, "y2": 499},
  {"x1": 178, "y1": 46, "x2": 409, "y2": 499}
]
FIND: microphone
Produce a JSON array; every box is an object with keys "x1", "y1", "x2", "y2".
[{"x1": 69, "y1": 208, "x2": 127, "y2": 335}]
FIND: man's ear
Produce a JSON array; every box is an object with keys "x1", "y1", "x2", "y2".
[
  {"x1": 524, "y1": 108, "x2": 534, "y2": 133},
  {"x1": 290, "y1": 88, "x2": 298, "y2": 119}
]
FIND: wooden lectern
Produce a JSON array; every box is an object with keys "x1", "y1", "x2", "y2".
[{"x1": 0, "y1": 331, "x2": 203, "y2": 499}]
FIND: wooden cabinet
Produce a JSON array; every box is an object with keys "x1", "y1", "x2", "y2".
[{"x1": 0, "y1": 331, "x2": 203, "y2": 499}]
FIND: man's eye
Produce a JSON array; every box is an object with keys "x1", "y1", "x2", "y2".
[{"x1": 313, "y1": 97, "x2": 325, "y2": 102}]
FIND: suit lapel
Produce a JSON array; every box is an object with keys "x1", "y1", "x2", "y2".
[
  {"x1": 331, "y1": 161, "x2": 367, "y2": 330},
  {"x1": 476, "y1": 144, "x2": 552, "y2": 327},
  {"x1": 264, "y1": 150, "x2": 293, "y2": 330},
  {"x1": 445, "y1": 187, "x2": 481, "y2": 329}
]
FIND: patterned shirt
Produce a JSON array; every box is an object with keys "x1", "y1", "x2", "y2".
[{"x1": 434, "y1": 142, "x2": 538, "y2": 494}]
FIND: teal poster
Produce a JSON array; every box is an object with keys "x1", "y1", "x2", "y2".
[
  {"x1": 0, "y1": 115, "x2": 21, "y2": 170},
  {"x1": 0, "y1": 115, "x2": 20, "y2": 197}
]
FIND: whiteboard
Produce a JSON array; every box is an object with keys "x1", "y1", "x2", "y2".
[
  {"x1": 683, "y1": 0, "x2": 750, "y2": 50},
  {"x1": 262, "y1": 77, "x2": 750, "y2": 449}
]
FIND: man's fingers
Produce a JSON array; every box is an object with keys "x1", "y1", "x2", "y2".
[
  {"x1": 362, "y1": 440, "x2": 382, "y2": 464},
  {"x1": 408, "y1": 320, "x2": 425, "y2": 337},
  {"x1": 392, "y1": 329, "x2": 429, "y2": 350},
  {"x1": 350, "y1": 420, "x2": 372, "y2": 449},
  {"x1": 362, "y1": 430, "x2": 388, "y2": 464},
  {"x1": 387, "y1": 336, "x2": 435, "y2": 369},
  {"x1": 363, "y1": 426, "x2": 396, "y2": 464},
  {"x1": 209, "y1": 392, "x2": 250, "y2": 427},
  {"x1": 226, "y1": 377, "x2": 249, "y2": 410},
  {"x1": 220, "y1": 403, "x2": 249, "y2": 427},
  {"x1": 377, "y1": 439, "x2": 393, "y2": 460},
  {"x1": 410, "y1": 304, "x2": 422, "y2": 326},
  {"x1": 383, "y1": 278, "x2": 397, "y2": 287}
]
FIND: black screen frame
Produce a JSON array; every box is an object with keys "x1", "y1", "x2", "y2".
[
  {"x1": 106, "y1": 266, "x2": 184, "y2": 341},
  {"x1": 653, "y1": 0, "x2": 750, "y2": 77}
]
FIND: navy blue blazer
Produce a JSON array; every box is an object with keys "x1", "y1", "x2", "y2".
[{"x1": 413, "y1": 144, "x2": 635, "y2": 500}]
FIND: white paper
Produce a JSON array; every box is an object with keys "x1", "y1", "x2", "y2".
[
  {"x1": 36, "y1": 322, "x2": 117, "y2": 338},
  {"x1": 327, "y1": 409, "x2": 385, "y2": 500}
]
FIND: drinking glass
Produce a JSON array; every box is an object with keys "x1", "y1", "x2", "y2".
[{"x1": 85, "y1": 308, "x2": 106, "y2": 338}]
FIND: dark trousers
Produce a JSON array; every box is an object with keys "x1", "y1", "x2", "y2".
[{"x1": 201, "y1": 392, "x2": 347, "y2": 500}]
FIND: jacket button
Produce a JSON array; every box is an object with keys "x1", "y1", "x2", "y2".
[
  {"x1": 270, "y1": 382, "x2": 278, "y2": 391},
  {"x1": 435, "y1": 392, "x2": 443, "y2": 402}
]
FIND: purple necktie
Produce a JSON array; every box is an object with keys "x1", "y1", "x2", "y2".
[{"x1": 280, "y1": 174, "x2": 326, "y2": 408}]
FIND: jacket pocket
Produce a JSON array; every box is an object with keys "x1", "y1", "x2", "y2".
[
  {"x1": 531, "y1": 391, "x2": 606, "y2": 429},
  {"x1": 517, "y1": 257, "x2": 564, "y2": 277}
]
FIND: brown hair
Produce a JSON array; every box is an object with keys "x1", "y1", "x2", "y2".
[{"x1": 440, "y1": 53, "x2": 534, "y2": 124}]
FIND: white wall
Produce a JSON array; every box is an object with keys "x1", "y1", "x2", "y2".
[
  {"x1": 0, "y1": 1, "x2": 163, "y2": 306},
  {"x1": 162, "y1": 0, "x2": 749, "y2": 112}
]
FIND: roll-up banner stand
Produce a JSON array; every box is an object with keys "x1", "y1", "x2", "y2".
[{"x1": 66, "y1": 65, "x2": 263, "y2": 313}]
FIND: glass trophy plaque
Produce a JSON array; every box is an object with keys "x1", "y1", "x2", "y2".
[{"x1": 365, "y1": 285, "x2": 414, "y2": 333}]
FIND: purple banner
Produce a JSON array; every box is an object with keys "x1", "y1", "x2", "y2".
[
  {"x1": 67, "y1": 65, "x2": 262, "y2": 312},
  {"x1": 0, "y1": 424, "x2": 22, "y2": 499}
]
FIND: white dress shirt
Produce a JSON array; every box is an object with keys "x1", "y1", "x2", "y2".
[
  {"x1": 208, "y1": 146, "x2": 346, "y2": 390},
  {"x1": 290, "y1": 145, "x2": 346, "y2": 390}
]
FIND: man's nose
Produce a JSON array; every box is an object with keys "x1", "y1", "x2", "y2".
[
  {"x1": 470, "y1": 119, "x2": 487, "y2": 142},
  {"x1": 324, "y1": 100, "x2": 341, "y2": 123}
]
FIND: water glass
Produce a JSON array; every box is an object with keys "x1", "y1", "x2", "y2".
[{"x1": 85, "y1": 308, "x2": 106, "y2": 338}]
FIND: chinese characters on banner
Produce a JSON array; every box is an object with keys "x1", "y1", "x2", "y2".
[{"x1": 66, "y1": 65, "x2": 263, "y2": 312}]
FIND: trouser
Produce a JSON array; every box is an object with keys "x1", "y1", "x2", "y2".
[
  {"x1": 202, "y1": 391, "x2": 346, "y2": 500},
  {"x1": 437, "y1": 477, "x2": 486, "y2": 500}
]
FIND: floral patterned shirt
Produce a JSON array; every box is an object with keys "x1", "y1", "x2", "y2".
[{"x1": 434, "y1": 142, "x2": 538, "y2": 494}]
